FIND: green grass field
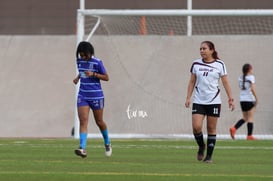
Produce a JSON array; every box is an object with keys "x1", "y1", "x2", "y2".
[{"x1": 0, "y1": 138, "x2": 272, "y2": 181}]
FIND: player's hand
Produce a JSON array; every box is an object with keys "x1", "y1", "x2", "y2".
[
  {"x1": 84, "y1": 71, "x2": 94, "y2": 77},
  {"x1": 228, "y1": 99, "x2": 235, "y2": 111},
  {"x1": 254, "y1": 100, "x2": 258, "y2": 107},
  {"x1": 73, "y1": 77, "x2": 79, "y2": 84},
  {"x1": 185, "y1": 99, "x2": 191, "y2": 108}
]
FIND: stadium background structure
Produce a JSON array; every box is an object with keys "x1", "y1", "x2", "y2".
[
  {"x1": 0, "y1": 0, "x2": 273, "y2": 138},
  {"x1": 1, "y1": 0, "x2": 273, "y2": 34}
]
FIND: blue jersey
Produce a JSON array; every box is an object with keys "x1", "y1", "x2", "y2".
[{"x1": 77, "y1": 56, "x2": 106, "y2": 100}]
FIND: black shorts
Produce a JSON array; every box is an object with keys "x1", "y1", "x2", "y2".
[
  {"x1": 192, "y1": 103, "x2": 221, "y2": 117},
  {"x1": 240, "y1": 101, "x2": 255, "y2": 112}
]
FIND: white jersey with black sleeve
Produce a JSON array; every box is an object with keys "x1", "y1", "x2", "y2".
[
  {"x1": 190, "y1": 58, "x2": 227, "y2": 105},
  {"x1": 238, "y1": 74, "x2": 256, "y2": 102}
]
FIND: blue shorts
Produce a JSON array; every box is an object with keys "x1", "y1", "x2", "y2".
[{"x1": 77, "y1": 95, "x2": 104, "y2": 110}]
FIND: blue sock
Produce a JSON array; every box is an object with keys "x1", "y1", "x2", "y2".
[
  {"x1": 79, "y1": 132, "x2": 87, "y2": 149},
  {"x1": 101, "y1": 129, "x2": 110, "y2": 145}
]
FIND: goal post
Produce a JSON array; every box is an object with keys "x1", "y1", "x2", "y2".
[
  {"x1": 74, "y1": 8, "x2": 273, "y2": 139},
  {"x1": 77, "y1": 9, "x2": 273, "y2": 43},
  {"x1": 78, "y1": 9, "x2": 273, "y2": 16}
]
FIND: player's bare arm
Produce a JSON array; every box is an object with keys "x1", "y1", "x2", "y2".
[
  {"x1": 221, "y1": 75, "x2": 235, "y2": 111},
  {"x1": 185, "y1": 73, "x2": 196, "y2": 108},
  {"x1": 250, "y1": 83, "x2": 258, "y2": 105},
  {"x1": 84, "y1": 71, "x2": 109, "y2": 81},
  {"x1": 73, "y1": 74, "x2": 80, "y2": 84}
]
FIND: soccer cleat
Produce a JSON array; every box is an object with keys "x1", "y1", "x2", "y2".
[
  {"x1": 203, "y1": 155, "x2": 213, "y2": 163},
  {"x1": 74, "y1": 148, "x2": 87, "y2": 158},
  {"x1": 197, "y1": 144, "x2": 206, "y2": 161},
  {"x1": 230, "y1": 127, "x2": 236, "y2": 140},
  {"x1": 105, "y1": 144, "x2": 112, "y2": 157},
  {"x1": 247, "y1": 135, "x2": 257, "y2": 140}
]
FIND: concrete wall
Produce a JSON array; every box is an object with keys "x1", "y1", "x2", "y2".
[
  {"x1": 0, "y1": 35, "x2": 272, "y2": 138},
  {"x1": 0, "y1": 36, "x2": 76, "y2": 137}
]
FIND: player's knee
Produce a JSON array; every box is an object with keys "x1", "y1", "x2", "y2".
[
  {"x1": 95, "y1": 119, "x2": 104, "y2": 126},
  {"x1": 193, "y1": 127, "x2": 202, "y2": 134},
  {"x1": 79, "y1": 119, "x2": 88, "y2": 126}
]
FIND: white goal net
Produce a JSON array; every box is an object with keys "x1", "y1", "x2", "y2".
[
  {"x1": 74, "y1": 9, "x2": 273, "y2": 139},
  {"x1": 84, "y1": 15, "x2": 273, "y2": 35},
  {"x1": 79, "y1": 9, "x2": 273, "y2": 37}
]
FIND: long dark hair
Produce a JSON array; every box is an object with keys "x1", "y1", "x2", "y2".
[
  {"x1": 76, "y1": 41, "x2": 94, "y2": 59},
  {"x1": 202, "y1": 41, "x2": 220, "y2": 60},
  {"x1": 242, "y1": 63, "x2": 252, "y2": 90}
]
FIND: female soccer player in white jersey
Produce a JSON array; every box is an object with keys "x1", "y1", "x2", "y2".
[
  {"x1": 73, "y1": 41, "x2": 112, "y2": 158},
  {"x1": 185, "y1": 41, "x2": 235, "y2": 163},
  {"x1": 230, "y1": 63, "x2": 258, "y2": 140}
]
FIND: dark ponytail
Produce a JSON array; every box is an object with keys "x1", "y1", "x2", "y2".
[{"x1": 242, "y1": 63, "x2": 252, "y2": 90}]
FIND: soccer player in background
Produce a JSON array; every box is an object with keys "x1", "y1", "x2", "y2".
[
  {"x1": 73, "y1": 41, "x2": 112, "y2": 158},
  {"x1": 185, "y1": 41, "x2": 235, "y2": 163},
  {"x1": 230, "y1": 63, "x2": 258, "y2": 140}
]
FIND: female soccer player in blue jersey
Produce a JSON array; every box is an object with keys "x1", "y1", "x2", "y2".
[
  {"x1": 73, "y1": 41, "x2": 112, "y2": 158},
  {"x1": 230, "y1": 63, "x2": 258, "y2": 140},
  {"x1": 185, "y1": 41, "x2": 235, "y2": 163}
]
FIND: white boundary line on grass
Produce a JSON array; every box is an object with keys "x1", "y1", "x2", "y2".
[
  {"x1": 1, "y1": 144, "x2": 273, "y2": 150},
  {"x1": 0, "y1": 171, "x2": 273, "y2": 178},
  {"x1": 88, "y1": 134, "x2": 273, "y2": 140}
]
